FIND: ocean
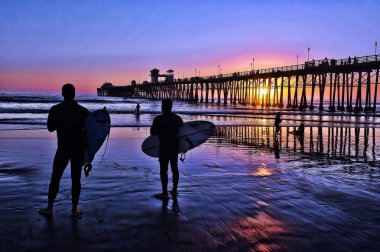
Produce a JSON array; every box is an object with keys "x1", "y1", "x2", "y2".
[
  {"x1": 1, "y1": 92, "x2": 380, "y2": 130},
  {"x1": 0, "y1": 92, "x2": 379, "y2": 251}
]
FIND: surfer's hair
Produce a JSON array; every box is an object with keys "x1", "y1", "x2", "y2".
[
  {"x1": 162, "y1": 98, "x2": 172, "y2": 113},
  {"x1": 62, "y1": 83, "x2": 75, "y2": 99}
]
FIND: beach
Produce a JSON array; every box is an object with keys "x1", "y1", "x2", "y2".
[
  {"x1": 0, "y1": 127, "x2": 379, "y2": 251},
  {"x1": 1, "y1": 0, "x2": 380, "y2": 250}
]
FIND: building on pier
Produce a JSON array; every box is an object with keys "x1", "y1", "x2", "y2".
[{"x1": 150, "y1": 69, "x2": 174, "y2": 84}]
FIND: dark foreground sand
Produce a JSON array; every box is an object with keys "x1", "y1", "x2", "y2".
[{"x1": 0, "y1": 127, "x2": 379, "y2": 251}]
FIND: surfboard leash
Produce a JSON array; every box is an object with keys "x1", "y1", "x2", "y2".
[
  {"x1": 94, "y1": 108, "x2": 111, "y2": 173},
  {"x1": 179, "y1": 149, "x2": 193, "y2": 163},
  {"x1": 82, "y1": 132, "x2": 109, "y2": 185},
  {"x1": 94, "y1": 131, "x2": 110, "y2": 172},
  {"x1": 82, "y1": 166, "x2": 93, "y2": 185}
]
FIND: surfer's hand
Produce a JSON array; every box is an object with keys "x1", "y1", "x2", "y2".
[{"x1": 84, "y1": 162, "x2": 92, "y2": 177}]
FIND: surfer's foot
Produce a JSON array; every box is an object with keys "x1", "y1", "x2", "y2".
[
  {"x1": 153, "y1": 193, "x2": 169, "y2": 200},
  {"x1": 39, "y1": 207, "x2": 53, "y2": 216},
  {"x1": 72, "y1": 208, "x2": 83, "y2": 218}
]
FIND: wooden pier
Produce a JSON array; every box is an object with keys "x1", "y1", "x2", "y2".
[{"x1": 97, "y1": 54, "x2": 380, "y2": 112}]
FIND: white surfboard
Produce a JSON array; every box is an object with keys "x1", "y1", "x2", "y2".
[
  {"x1": 141, "y1": 120, "x2": 215, "y2": 158},
  {"x1": 83, "y1": 108, "x2": 111, "y2": 167}
]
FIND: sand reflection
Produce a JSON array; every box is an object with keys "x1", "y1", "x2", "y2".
[
  {"x1": 209, "y1": 212, "x2": 284, "y2": 251},
  {"x1": 250, "y1": 164, "x2": 273, "y2": 177}
]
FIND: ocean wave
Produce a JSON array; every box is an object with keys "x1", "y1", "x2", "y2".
[
  {"x1": 1, "y1": 117, "x2": 380, "y2": 129},
  {"x1": 1, "y1": 108, "x2": 380, "y2": 119},
  {"x1": 0, "y1": 97, "x2": 124, "y2": 104}
]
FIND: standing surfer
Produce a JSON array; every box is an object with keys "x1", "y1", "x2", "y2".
[
  {"x1": 135, "y1": 103, "x2": 140, "y2": 116},
  {"x1": 39, "y1": 83, "x2": 88, "y2": 217},
  {"x1": 150, "y1": 99, "x2": 183, "y2": 199}
]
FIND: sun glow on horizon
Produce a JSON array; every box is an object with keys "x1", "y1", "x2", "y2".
[{"x1": 259, "y1": 88, "x2": 268, "y2": 97}]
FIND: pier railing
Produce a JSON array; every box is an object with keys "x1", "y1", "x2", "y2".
[{"x1": 172, "y1": 54, "x2": 379, "y2": 82}]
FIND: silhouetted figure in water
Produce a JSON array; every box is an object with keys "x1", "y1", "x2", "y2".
[
  {"x1": 274, "y1": 112, "x2": 282, "y2": 133},
  {"x1": 135, "y1": 103, "x2": 140, "y2": 116},
  {"x1": 296, "y1": 123, "x2": 305, "y2": 152},
  {"x1": 296, "y1": 123, "x2": 305, "y2": 137},
  {"x1": 150, "y1": 99, "x2": 183, "y2": 200},
  {"x1": 39, "y1": 83, "x2": 88, "y2": 217}
]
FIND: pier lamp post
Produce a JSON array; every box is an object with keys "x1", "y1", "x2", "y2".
[
  {"x1": 250, "y1": 63, "x2": 253, "y2": 71},
  {"x1": 218, "y1": 65, "x2": 220, "y2": 75},
  {"x1": 194, "y1": 69, "x2": 197, "y2": 77},
  {"x1": 375, "y1": 41, "x2": 378, "y2": 55},
  {"x1": 252, "y1": 58, "x2": 255, "y2": 71},
  {"x1": 297, "y1": 54, "x2": 299, "y2": 68},
  {"x1": 308, "y1": 48, "x2": 310, "y2": 61}
]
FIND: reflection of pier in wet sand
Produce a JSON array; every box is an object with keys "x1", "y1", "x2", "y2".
[{"x1": 211, "y1": 126, "x2": 378, "y2": 163}]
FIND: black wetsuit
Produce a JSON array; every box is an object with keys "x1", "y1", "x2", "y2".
[
  {"x1": 47, "y1": 101, "x2": 88, "y2": 206},
  {"x1": 150, "y1": 112, "x2": 183, "y2": 193}
]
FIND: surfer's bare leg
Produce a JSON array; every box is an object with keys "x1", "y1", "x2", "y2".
[
  {"x1": 159, "y1": 158, "x2": 169, "y2": 194},
  {"x1": 170, "y1": 156, "x2": 179, "y2": 193}
]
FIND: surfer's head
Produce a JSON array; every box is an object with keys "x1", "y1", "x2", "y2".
[
  {"x1": 162, "y1": 98, "x2": 172, "y2": 114},
  {"x1": 62, "y1": 83, "x2": 75, "y2": 100}
]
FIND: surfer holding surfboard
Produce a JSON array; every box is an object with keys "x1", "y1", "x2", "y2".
[
  {"x1": 150, "y1": 99, "x2": 183, "y2": 200},
  {"x1": 39, "y1": 84, "x2": 89, "y2": 218}
]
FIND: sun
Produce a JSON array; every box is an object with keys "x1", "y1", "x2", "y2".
[{"x1": 260, "y1": 88, "x2": 268, "y2": 96}]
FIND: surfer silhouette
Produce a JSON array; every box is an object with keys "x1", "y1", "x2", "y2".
[
  {"x1": 150, "y1": 99, "x2": 183, "y2": 200},
  {"x1": 296, "y1": 123, "x2": 305, "y2": 145},
  {"x1": 296, "y1": 123, "x2": 305, "y2": 136},
  {"x1": 39, "y1": 83, "x2": 88, "y2": 217},
  {"x1": 274, "y1": 112, "x2": 282, "y2": 133},
  {"x1": 135, "y1": 103, "x2": 140, "y2": 116}
]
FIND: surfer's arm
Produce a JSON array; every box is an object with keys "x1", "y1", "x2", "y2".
[
  {"x1": 150, "y1": 117, "x2": 158, "y2": 135},
  {"x1": 47, "y1": 107, "x2": 58, "y2": 132}
]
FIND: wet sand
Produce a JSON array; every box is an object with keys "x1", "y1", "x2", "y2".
[{"x1": 0, "y1": 127, "x2": 379, "y2": 251}]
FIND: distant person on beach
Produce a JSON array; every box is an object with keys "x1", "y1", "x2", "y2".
[
  {"x1": 297, "y1": 123, "x2": 305, "y2": 152},
  {"x1": 274, "y1": 112, "x2": 282, "y2": 133},
  {"x1": 135, "y1": 103, "x2": 140, "y2": 116},
  {"x1": 150, "y1": 99, "x2": 183, "y2": 199},
  {"x1": 296, "y1": 123, "x2": 305, "y2": 138},
  {"x1": 39, "y1": 83, "x2": 88, "y2": 217}
]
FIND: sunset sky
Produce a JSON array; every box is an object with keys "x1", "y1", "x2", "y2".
[{"x1": 1, "y1": 0, "x2": 379, "y2": 94}]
